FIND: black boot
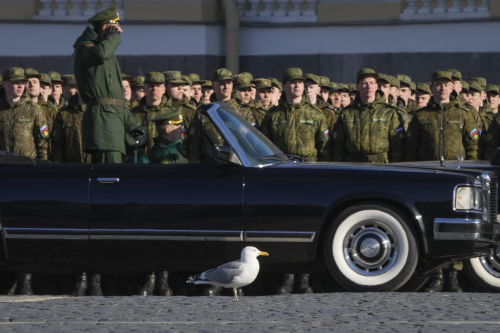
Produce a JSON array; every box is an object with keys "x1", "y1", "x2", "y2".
[
  {"x1": 423, "y1": 269, "x2": 444, "y2": 292},
  {"x1": 72, "y1": 272, "x2": 87, "y2": 297},
  {"x1": 203, "y1": 285, "x2": 223, "y2": 296},
  {"x1": 138, "y1": 272, "x2": 155, "y2": 296},
  {"x1": 155, "y1": 271, "x2": 173, "y2": 296},
  {"x1": 296, "y1": 274, "x2": 314, "y2": 294},
  {"x1": 89, "y1": 273, "x2": 103, "y2": 296},
  {"x1": 276, "y1": 274, "x2": 295, "y2": 295},
  {"x1": 444, "y1": 269, "x2": 463, "y2": 292},
  {"x1": 18, "y1": 273, "x2": 33, "y2": 295}
]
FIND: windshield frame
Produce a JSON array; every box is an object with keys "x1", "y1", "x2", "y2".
[{"x1": 204, "y1": 102, "x2": 286, "y2": 167}]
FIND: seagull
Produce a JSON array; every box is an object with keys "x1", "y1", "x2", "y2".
[{"x1": 187, "y1": 246, "x2": 269, "y2": 300}]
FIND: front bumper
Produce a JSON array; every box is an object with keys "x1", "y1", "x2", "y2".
[{"x1": 434, "y1": 218, "x2": 500, "y2": 244}]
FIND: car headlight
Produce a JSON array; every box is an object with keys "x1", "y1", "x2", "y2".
[{"x1": 455, "y1": 186, "x2": 482, "y2": 211}]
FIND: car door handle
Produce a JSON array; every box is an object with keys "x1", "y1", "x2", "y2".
[{"x1": 97, "y1": 177, "x2": 120, "y2": 184}]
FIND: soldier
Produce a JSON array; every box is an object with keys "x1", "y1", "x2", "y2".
[
  {"x1": 233, "y1": 74, "x2": 258, "y2": 128},
  {"x1": 396, "y1": 74, "x2": 418, "y2": 112},
  {"x1": 260, "y1": 67, "x2": 331, "y2": 295},
  {"x1": 333, "y1": 68, "x2": 404, "y2": 163},
  {"x1": 39, "y1": 73, "x2": 52, "y2": 103},
  {"x1": 200, "y1": 80, "x2": 214, "y2": 105},
  {"x1": 318, "y1": 76, "x2": 331, "y2": 104},
  {"x1": 268, "y1": 77, "x2": 282, "y2": 106},
  {"x1": 73, "y1": 5, "x2": 145, "y2": 164},
  {"x1": 148, "y1": 108, "x2": 188, "y2": 164},
  {"x1": 164, "y1": 71, "x2": 197, "y2": 129},
  {"x1": 188, "y1": 73, "x2": 203, "y2": 106},
  {"x1": 131, "y1": 75, "x2": 145, "y2": 103},
  {"x1": 131, "y1": 72, "x2": 174, "y2": 155},
  {"x1": 25, "y1": 68, "x2": 58, "y2": 160},
  {"x1": 0, "y1": 67, "x2": 50, "y2": 296},
  {"x1": 415, "y1": 83, "x2": 432, "y2": 109},
  {"x1": 253, "y1": 78, "x2": 274, "y2": 127},
  {"x1": 51, "y1": 92, "x2": 91, "y2": 163},
  {"x1": 486, "y1": 84, "x2": 499, "y2": 115},
  {"x1": 305, "y1": 74, "x2": 337, "y2": 133},
  {"x1": 62, "y1": 74, "x2": 78, "y2": 102},
  {"x1": 48, "y1": 71, "x2": 66, "y2": 108},
  {"x1": 338, "y1": 83, "x2": 351, "y2": 109},
  {"x1": 348, "y1": 83, "x2": 357, "y2": 102},
  {"x1": 328, "y1": 82, "x2": 342, "y2": 112},
  {"x1": 122, "y1": 73, "x2": 137, "y2": 109}
]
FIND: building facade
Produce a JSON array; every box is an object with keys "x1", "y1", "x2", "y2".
[{"x1": 0, "y1": 0, "x2": 499, "y2": 83}]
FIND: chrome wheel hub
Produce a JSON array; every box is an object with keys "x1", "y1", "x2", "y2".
[{"x1": 480, "y1": 245, "x2": 500, "y2": 278}]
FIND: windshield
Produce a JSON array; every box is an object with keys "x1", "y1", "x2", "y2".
[{"x1": 215, "y1": 108, "x2": 285, "y2": 165}]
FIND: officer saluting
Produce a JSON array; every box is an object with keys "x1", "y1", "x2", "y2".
[{"x1": 73, "y1": 5, "x2": 145, "y2": 163}]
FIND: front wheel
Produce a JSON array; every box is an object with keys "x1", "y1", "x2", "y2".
[
  {"x1": 324, "y1": 204, "x2": 418, "y2": 292},
  {"x1": 463, "y1": 245, "x2": 500, "y2": 292}
]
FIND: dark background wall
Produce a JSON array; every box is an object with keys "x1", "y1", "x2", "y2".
[{"x1": 1, "y1": 52, "x2": 499, "y2": 84}]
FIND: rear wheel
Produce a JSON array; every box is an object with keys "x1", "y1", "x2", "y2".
[
  {"x1": 324, "y1": 204, "x2": 418, "y2": 292},
  {"x1": 464, "y1": 245, "x2": 500, "y2": 292}
]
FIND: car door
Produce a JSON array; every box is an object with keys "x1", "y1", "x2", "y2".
[
  {"x1": 0, "y1": 163, "x2": 91, "y2": 264},
  {"x1": 88, "y1": 162, "x2": 245, "y2": 271}
]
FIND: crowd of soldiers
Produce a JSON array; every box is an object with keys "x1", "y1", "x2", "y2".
[{"x1": 1, "y1": 6, "x2": 499, "y2": 297}]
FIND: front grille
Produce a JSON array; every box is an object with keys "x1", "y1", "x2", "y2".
[{"x1": 488, "y1": 172, "x2": 498, "y2": 223}]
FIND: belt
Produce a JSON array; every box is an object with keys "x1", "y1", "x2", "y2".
[{"x1": 86, "y1": 98, "x2": 127, "y2": 108}]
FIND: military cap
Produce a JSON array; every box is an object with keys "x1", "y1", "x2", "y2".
[
  {"x1": 188, "y1": 73, "x2": 204, "y2": 85},
  {"x1": 131, "y1": 75, "x2": 145, "y2": 87},
  {"x1": 431, "y1": 71, "x2": 452, "y2": 82},
  {"x1": 2, "y1": 67, "x2": 26, "y2": 81},
  {"x1": 487, "y1": 84, "x2": 499, "y2": 94},
  {"x1": 376, "y1": 73, "x2": 391, "y2": 84},
  {"x1": 416, "y1": 82, "x2": 431, "y2": 95},
  {"x1": 25, "y1": 68, "x2": 41, "y2": 79},
  {"x1": 469, "y1": 77, "x2": 487, "y2": 91},
  {"x1": 329, "y1": 82, "x2": 339, "y2": 92},
  {"x1": 446, "y1": 69, "x2": 462, "y2": 81},
  {"x1": 151, "y1": 108, "x2": 183, "y2": 125},
  {"x1": 234, "y1": 75, "x2": 252, "y2": 89},
  {"x1": 397, "y1": 74, "x2": 412, "y2": 87},
  {"x1": 201, "y1": 80, "x2": 212, "y2": 88},
  {"x1": 238, "y1": 72, "x2": 254, "y2": 81},
  {"x1": 319, "y1": 76, "x2": 330, "y2": 88},
  {"x1": 356, "y1": 68, "x2": 378, "y2": 83},
  {"x1": 282, "y1": 68, "x2": 305, "y2": 84},
  {"x1": 337, "y1": 83, "x2": 350, "y2": 93},
  {"x1": 39, "y1": 73, "x2": 51, "y2": 86},
  {"x1": 254, "y1": 78, "x2": 273, "y2": 90},
  {"x1": 348, "y1": 83, "x2": 358, "y2": 92},
  {"x1": 212, "y1": 68, "x2": 233, "y2": 82},
  {"x1": 467, "y1": 80, "x2": 482, "y2": 93},
  {"x1": 410, "y1": 81, "x2": 416, "y2": 94},
  {"x1": 461, "y1": 80, "x2": 469, "y2": 92},
  {"x1": 121, "y1": 73, "x2": 132, "y2": 82},
  {"x1": 304, "y1": 73, "x2": 321, "y2": 85},
  {"x1": 268, "y1": 77, "x2": 282, "y2": 91},
  {"x1": 62, "y1": 74, "x2": 76, "y2": 86},
  {"x1": 181, "y1": 75, "x2": 192, "y2": 86},
  {"x1": 144, "y1": 72, "x2": 165, "y2": 84},
  {"x1": 88, "y1": 5, "x2": 120, "y2": 25},
  {"x1": 48, "y1": 71, "x2": 63, "y2": 84},
  {"x1": 387, "y1": 75, "x2": 400, "y2": 89},
  {"x1": 163, "y1": 71, "x2": 186, "y2": 84}
]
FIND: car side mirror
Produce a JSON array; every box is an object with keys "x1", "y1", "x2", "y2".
[{"x1": 211, "y1": 146, "x2": 242, "y2": 165}]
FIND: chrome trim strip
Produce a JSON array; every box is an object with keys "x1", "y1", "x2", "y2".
[
  {"x1": 244, "y1": 231, "x2": 316, "y2": 243},
  {"x1": 4, "y1": 227, "x2": 88, "y2": 240},
  {"x1": 91, "y1": 236, "x2": 242, "y2": 241},
  {"x1": 97, "y1": 177, "x2": 120, "y2": 184},
  {"x1": 435, "y1": 218, "x2": 482, "y2": 225}
]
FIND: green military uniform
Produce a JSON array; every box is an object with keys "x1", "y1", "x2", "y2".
[
  {"x1": 164, "y1": 71, "x2": 197, "y2": 129},
  {"x1": 333, "y1": 91, "x2": 404, "y2": 163},
  {"x1": 73, "y1": 6, "x2": 138, "y2": 163},
  {"x1": 0, "y1": 68, "x2": 49, "y2": 159},
  {"x1": 260, "y1": 68, "x2": 331, "y2": 162},
  {"x1": 252, "y1": 78, "x2": 274, "y2": 127},
  {"x1": 405, "y1": 72, "x2": 479, "y2": 161},
  {"x1": 51, "y1": 94, "x2": 91, "y2": 163},
  {"x1": 148, "y1": 109, "x2": 188, "y2": 164}
]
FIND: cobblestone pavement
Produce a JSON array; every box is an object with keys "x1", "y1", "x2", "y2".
[{"x1": 0, "y1": 293, "x2": 499, "y2": 332}]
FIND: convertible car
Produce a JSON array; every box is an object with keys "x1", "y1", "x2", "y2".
[{"x1": 0, "y1": 102, "x2": 499, "y2": 292}]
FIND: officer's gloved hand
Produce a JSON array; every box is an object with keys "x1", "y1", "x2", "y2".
[
  {"x1": 106, "y1": 25, "x2": 121, "y2": 36},
  {"x1": 130, "y1": 126, "x2": 147, "y2": 148}
]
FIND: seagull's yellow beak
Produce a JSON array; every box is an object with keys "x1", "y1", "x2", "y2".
[{"x1": 259, "y1": 251, "x2": 269, "y2": 256}]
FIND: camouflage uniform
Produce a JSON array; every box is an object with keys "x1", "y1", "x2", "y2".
[
  {"x1": 485, "y1": 113, "x2": 500, "y2": 159},
  {"x1": 131, "y1": 95, "x2": 174, "y2": 154},
  {"x1": 333, "y1": 91, "x2": 404, "y2": 163},
  {"x1": 37, "y1": 99, "x2": 58, "y2": 160},
  {"x1": 260, "y1": 101, "x2": 331, "y2": 161},
  {"x1": 0, "y1": 95, "x2": 49, "y2": 159},
  {"x1": 405, "y1": 99, "x2": 479, "y2": 161},
  {"x1": 51, "y1": 95, "x2": 91, "y2": 163}
]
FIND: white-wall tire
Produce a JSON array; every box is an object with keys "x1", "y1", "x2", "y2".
[
  {"x1": 464, "y1": 245, "x2": 500, "y2": 292},
  {"x1": 324, "y1": 204, "x2": 418, "y2": 292}
]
